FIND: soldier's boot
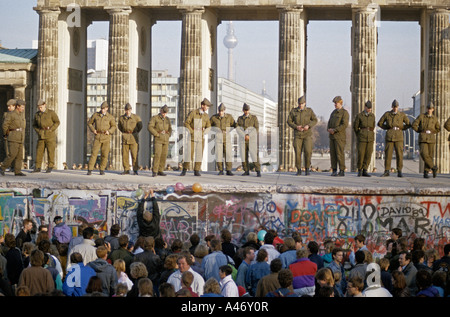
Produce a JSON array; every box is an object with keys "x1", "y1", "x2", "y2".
[
  {"x1": 100, "y1": 170, "x2": 105, "y2": 175},
  {"x1": 15, "y1": 172, "x2": 26, "y2": 176},
  {"x1": 0, "y1": 168, "x2": 5, "y2": 176},
  {"x1": 337, "y1": 170, "x2": 345, "y2": 177},
  {"x1": 424, "y1": 171, "x2": 430, "y2": 179},
  {"x1": 31, "y1": 168, "x2": 41, "y2": 173},
  {"x1": 330, "y1": 169, "x2": 337, "y2": 176},
  {"x1": 46, "y1": 168, "x2": 52, "y2": 173},
  {"x1": 158, "y1": 172, "x2": 167, "y2": 176},
  {"x1": 256, "y1": 171, "x2": 261, "y2": 177},
  {"x1": 432, "y1": 166, "x2": 438, "y2": 178},
  {"x1": 296, "y1": 169, "x2": 302, "y2": 176},
  {"x1": 180, "y1": 169, "x2": 187, "y2": 176},
  {"x1": 380, "y1": 170, "x2": 390, "y2": 177},
  {"x1": 152, "y1": 172, "x2": 157, "y2": 177},
  {"x1": 357, "y1": 169, "x2": 362, "y2": 177},
  {"x1": 133, "y1": 170, "x2": 138, "y2": 175},
  {"x1": 87, "y1": 170, "x2": 92, "y2": 175},
  {"x1": 397, "y1": 170, "x2": 403, "y2": 178},
  {"x1": 242, "y1": 170, "x2": 250, "y2": 176},
  {"x1": 305, "y1": 169, "x2": 310, "y2": 176},
  {"x1": 121, "y1": 170, "x2": 130, "y2": 175},
  {"x1": 226, "y1": 170, "x2": 234, "y2": 176},
  {"x1": 218, "y1": 170, "x2": 224, "y2": 175},
  {"x1": 194, "y1": 170, "x2": 201, "y2": 176},
  {"x1": 362, "y1": 169, "x2": 371, "y2": 177}
]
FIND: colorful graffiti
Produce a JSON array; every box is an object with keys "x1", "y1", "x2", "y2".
[{"x1": 0, "y1": 188, "x2": 448, "y2": 257}]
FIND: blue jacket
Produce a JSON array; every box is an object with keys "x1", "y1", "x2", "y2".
[
  {"x1": 202, "y1": 251, "x2": 232, "y2": 282},
  {"x1": 245, "y1": 261, "x2": 270, "y2": 296},
  {"x1": 63, "y1": 263, "x2": 96, "y2": 297},
  {"x1": 416, "y1": 286, "x2": 440, "y2": 297}
]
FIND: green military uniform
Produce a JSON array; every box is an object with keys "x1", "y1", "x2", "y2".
[
  {"x1": 118, "y1": 109, "x2": 142, "y2": 173},
  {"x1": 32, "y1": 103, "x2": 60, "y2": 172},
  {"x1": 237, "y1": 104, "x2": 261, "y2": 175},
  {"x1": 148, "y1": 106, "x2": 172, "y2": 176},
  {"x1": 87, "y1": 105, "x2": 117, "y2": 173},
  {"x1": 412, "y1": 107, "x2": 440, "y2": 178},
  {"x1": 327, "y1": 98, "x2": 349, "y2": 176},
  {"x1": 377, "y1": 101, "x2": 410, "y2": 176},
  {"x1": 287, "y1": 97, "x2": 318, "y2": 175},
  {"x1": 3, "y1": 99, "x2": 16, "y2": 158},
  {"x1": 183, "y1": 108, "x2": 211, "y2": 172},
  {"x1": 1, "y1": 107, "x2": 26, "y2": 175},
  {"x1": 445, "y1": 117, "x2": 450, "y2": 151},
  {"x1": 353, "y1": 103, "x2": 376, "y2": 176},
  {"x1": 210, "y1": 105, "x2": 236, "y2": 174}
]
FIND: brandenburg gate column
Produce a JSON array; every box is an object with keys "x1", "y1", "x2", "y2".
[
  {"x1": 421, "y1": 8, "x2": 450, "y2": 174},
  {"x1": 106, "y1": 7, "x2": 132, "y2": 171},
  {"x1": 178, "y1": 7, "x2": 204, "y2": 125},
  {"x1": 35, "y1": 7, "x2": 60, "y2": 116},
  {"x1": 277, "y1": 6, "x2": 307, "y2": 172},
  {"x1": 350, "y1": 5, "x2": 378, "y2": 173}
]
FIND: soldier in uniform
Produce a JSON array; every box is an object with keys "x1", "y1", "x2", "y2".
[
  {"x1": 237, "y1": 103, "x2": 261, "y2": 177},
  {"x1": 445, "y1": 116, "x2": 450, "y2": 151},
  {"x1": 327, "y1": 96, "x2": 349, "y2": 176},
  {"x1": 353, "y1": 100, "x2": 376, "y2": 177},
  {"x1": 377, "y1": 100, "x2": 410, "y2": 177},
  {"x1": 118, "y1": 103, "x2": 142, "y2": 175},
  {"x1": 412, "y1": 103, "x2": 440, "y2": 178},
  {"x1": 148, "y1": 105, "x2": 172, "y2": 177},
  {"x1": 32, "y1": 99, "x2": 60, "y2": 173},
  {"x1": 87, "y1": 101, "x2": 117, "y2": 175},
  {"x1": 0, "y1": 99, "x2": 26, "y2": 176},
  {"x1": 210, "y1": 103, "x2": 236, "y2": 175},
  {"x1": 287, "y1": 96, "x2": 318, "y2": 176},
  {"x1": 180, "y1": 98, "x2": 212, "y2": 176},
  {"x1": 3, "y1": 99, "x2": 17, "y2": 159}
]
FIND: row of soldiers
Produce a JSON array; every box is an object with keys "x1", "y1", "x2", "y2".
[
  {"x1": 290, "y1": 95, "x2": 450, "y2": 178},
  {"x1": 1, "y1": 96, "x2": 449, "y2": 178}
]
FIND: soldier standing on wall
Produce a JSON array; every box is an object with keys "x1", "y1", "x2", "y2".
[
  {"x1": 353, "y1": 101, "x2": 376, "y2": 177},
  {"x1": 148, "y1": 105, "x2": 172, "y2": 177},
  {"x1": 327, "y1": 96, "x2": 349, "y2": 176},
  {"x1": 118, "y1": 103, "x2": 142, "y2": 175},
  {"x1": 32, "y1": 99, "x2": 60, "y2": 173}
]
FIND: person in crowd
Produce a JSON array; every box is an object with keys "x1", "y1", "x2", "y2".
[
  {"x1": 18, "y1": 249, "x2": 54, "y2": 296},
  {"x1": 219, "y1": 265, "x2": 239, "y2": 297},
  {"x1": 63, "y1": 252, "x2": 96, "y2": 296},
  {"x1": 391, "y1": 270, "x2": 411, "y2": 297},
  {"x1": 346, "y1": 275, "x2": 365, "y2": 297},
  {"x1": 202, "y1": 238, "x2": 233, "y2": 282},
  {"x1": 255, "y1": 258, "x2": 282, "y2": 297},
  {"x1": 246, "y1": 248, "x2": 270, "y2": 296},
  {"x1": 289, "y1": 249, "x2": 317, "y2": 297}
]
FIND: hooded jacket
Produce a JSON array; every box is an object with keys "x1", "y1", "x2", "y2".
[{"x1": 88, "y1": 258, "x2": 118, "y2": 296}]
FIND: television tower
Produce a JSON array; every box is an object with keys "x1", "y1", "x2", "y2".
[{"x1": 223, "y1": 21, "x2": 238, "y2": 81}]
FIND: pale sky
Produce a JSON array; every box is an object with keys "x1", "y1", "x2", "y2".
[{"x1": 0, "y1": 0, "x2": 421, "y2": 119}]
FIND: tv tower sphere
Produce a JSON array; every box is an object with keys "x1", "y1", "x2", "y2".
[{"x1": 223, "y1": 22, "x2": 238, "y2": 49}]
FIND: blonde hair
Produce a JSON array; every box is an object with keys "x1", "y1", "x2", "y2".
[{"x1": 113, "y1": 259, "x2": 126, "y2": 273}]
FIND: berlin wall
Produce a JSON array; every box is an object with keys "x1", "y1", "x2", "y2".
[{"x1": 0, "y1": 188, "x2": 448, "y2": 258}]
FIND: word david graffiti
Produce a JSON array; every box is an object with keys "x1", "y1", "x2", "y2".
[{"x1": 0, "y1": 189, "x2": 448, "y2": 257}]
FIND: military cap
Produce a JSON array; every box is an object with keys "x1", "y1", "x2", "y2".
[
  {"x1": 365, "y1": 101, "x2": 372, "y2": 109},
  {"x1": 243, "y1": 103, "x2": 250, "y2": 111},
  {"x1": 124, "y1": 103, "x2": 132, "y2": 110},
  {"x1": 37, "y1": 99, "x2": 46, "y2": 106},
  {"x1": 201, "y1": 98, "x2": 212, "y2": 106},
  {"x1": 298, "y1": 96, "x2": 306, "y2": 104},
  {"x1": 427, "y1": 102, "x2": 435, "y2": 109},
  {"x1": 6, "y1": 99, "x2": 16, "y2": 106},
  {"x1": 101, "y1": 101, "x2": 109, "y2": 109},
  {"x1": 391, "y1": 100, "x2": 399, "y2": 108},
  {"x1": 161, "y1": 105, "x2": 169, "y2": 113},
  {"x1": 16, "y1": 99, "x2": 25, "y2": 106},
  {"x1": 218, "y1": 103, "x2": 226, "y2": 111},
  {"x1": 332, "y1": 96, "x2": 343, "y2": 103}
]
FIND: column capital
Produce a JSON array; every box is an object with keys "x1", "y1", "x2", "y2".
[
  {"x1": 105, "y1": 6, "x2": 132, "y2": 15},
  {"x1": 34, "y1": 6, "x2": 61, "y2": 16},
  {"x1": 177, "y1": 6, "x2": 205, "y2": 15},
  {"x1": 351, "y1": 3, "x2": 380, "y2": 14},
  {"x1": 276, "y1": 5, "x2": 303, "y2": 13}
]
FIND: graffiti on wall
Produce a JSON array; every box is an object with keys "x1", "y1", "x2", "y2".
[{"x1": 0, "y1": 188, "x2": 448, "y2": 257}]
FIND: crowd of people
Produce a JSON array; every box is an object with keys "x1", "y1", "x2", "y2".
[{"x1": 1, "y1": 213, "x2": 449, "y2": 298}]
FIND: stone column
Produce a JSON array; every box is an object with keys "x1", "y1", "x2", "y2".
[
  {"x1": 35, "y1": 8, "x2": 60, "y2": 113},
  {"x1": 424, "y1": 9, "x2": 450, "y2": 173},
  {"x1": 106, "y1": 7, "x2": 131, "y2": 171},
  {"x1": 277, "y1": 6, "x2": 306, "y2": 172},
  {"x1": 350, "y1": 6, "x2": 378, "y2": 172},
  {"x1": 178, "y1": 7, "x2": 204, "y2": 126}
]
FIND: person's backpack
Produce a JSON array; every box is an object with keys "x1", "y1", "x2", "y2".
[{"x1": 226, "y1": 256, "x2": 238, "y2": 281}]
